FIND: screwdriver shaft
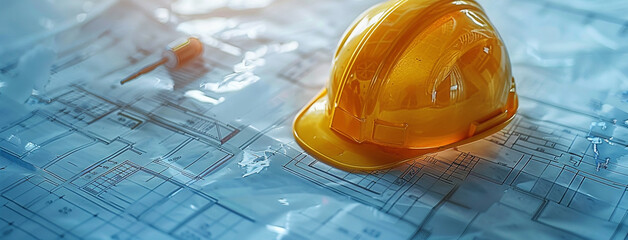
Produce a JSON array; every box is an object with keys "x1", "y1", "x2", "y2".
[{"x1": 120, "y1": 58, "x2": 168, "y2": 85}]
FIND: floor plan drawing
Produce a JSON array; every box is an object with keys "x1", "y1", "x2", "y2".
[{"x1": 0, "y1": 0, "x2": 627, "y2": 239}]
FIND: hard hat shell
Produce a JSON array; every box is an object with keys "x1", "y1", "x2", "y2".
[{"x1": 293, "y1": 0, "x2": 518, "y2": 171}]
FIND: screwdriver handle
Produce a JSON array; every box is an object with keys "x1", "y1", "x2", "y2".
[{"x1": 163, "y1": 37, "x2": 204, "y2": 68}]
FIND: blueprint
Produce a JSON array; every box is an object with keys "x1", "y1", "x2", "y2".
[{"x1": 0, "y1": 0, "x2": 627, "y2": 239}]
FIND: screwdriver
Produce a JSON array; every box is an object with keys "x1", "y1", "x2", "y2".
[{"x1": 120, "y1": 37, "x2": 204, "y2": 85}]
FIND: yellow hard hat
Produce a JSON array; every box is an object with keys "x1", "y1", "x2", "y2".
[{"x1": 293, "y1": 0, "x2": 518, "y2": 171}]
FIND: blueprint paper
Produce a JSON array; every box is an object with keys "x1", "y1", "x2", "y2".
[{"x1": 0, "y1": 0, "x2": 627, "y2": 239}]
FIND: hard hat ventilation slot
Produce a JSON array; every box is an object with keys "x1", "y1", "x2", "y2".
[
  {"x1": 467, "y1": 109, "x2": 508, "y2": 137},
  {"x1": 373, "y1": 120, "x2": 408, "y2": 146},
  {"x1": 330, "y1": 106, "x2": 366, "y2": 142}
]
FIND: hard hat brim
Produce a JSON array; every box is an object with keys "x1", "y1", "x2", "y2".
[
  {"x1": 293, "y1": 89, "x2": 435, "y2": 171},
  {"x1": 293, "y1": 89, "x2": 518, "y2": 172}
]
